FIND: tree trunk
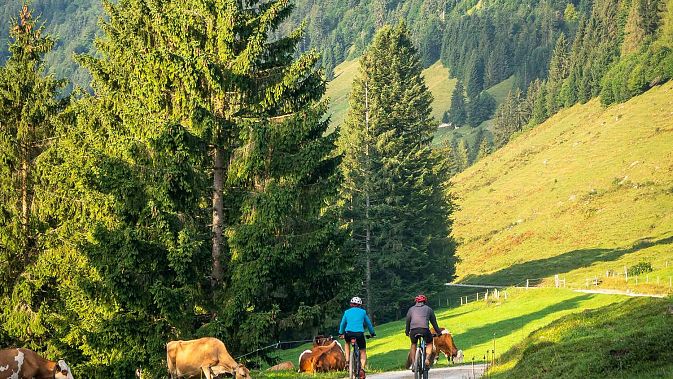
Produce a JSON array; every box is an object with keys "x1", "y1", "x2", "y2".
[
  {"x1": 211, "y1": 145, "x2": 225, "y2": 285},
  {"x1": 364, "y1": 81, "x2": 372, "y2": 319},
  {"x1": 21, "y1": 157, "x2": 29, "y2": 233}
]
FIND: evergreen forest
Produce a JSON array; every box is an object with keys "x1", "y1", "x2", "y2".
[{"x1": 0, "y1": 0, "x2": 672, "y2": 377}]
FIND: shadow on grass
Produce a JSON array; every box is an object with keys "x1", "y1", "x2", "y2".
[
  {"x1": 491, "y1": 297, "x2": 673, "y2": 379},
  {"x1": 453, "y1": 295, "x2": 592, "y2": 354},
  {"x1": 460, "y1": 234, "x2": 673, "y2": 287}
]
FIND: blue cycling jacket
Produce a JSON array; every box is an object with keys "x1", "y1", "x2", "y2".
[{"x1": 339, "y1": 307, "x2": 375, "y2": 334}]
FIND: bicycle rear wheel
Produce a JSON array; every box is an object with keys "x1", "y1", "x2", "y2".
[
  {"x1": 414, "y1": 349, "x2": 423, "y2": 379},
  {"x1": 350, "y1": 346, "x2": 360, "y2": 379}
]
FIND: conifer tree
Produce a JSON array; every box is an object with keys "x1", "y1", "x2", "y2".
[
  {"x1": 465, "y1": 54, "x2": 485, "y2": 101},
  {"x1": 339, "y1": 24, "x2": 454, "y2": 322},
  {"x1": 546, "y1": 34, "x2": 570, "y2": 115},
  {"x1": 0, "y1": 4, "x2": 66, "y2": 305},
  {"x1": 475, "y1": 134, "x2": 492, "y2": 162},
  {"x1": 448, "y1": 80, "x2": 467, "y2": 126},
  {"x1": 5, "y1": 0, "x2": 345, "y2": 375},
  {"x1": 456, "y1": 138, "x2": 470, "y2": 170}
]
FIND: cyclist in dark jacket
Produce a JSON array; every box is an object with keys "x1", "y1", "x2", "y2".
[{"x1": 405, "y1": 294, "x2": 441, "y2": 369}]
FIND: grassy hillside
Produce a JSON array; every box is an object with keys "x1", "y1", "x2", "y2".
[
  {"x1": 491, "y1": 296, "x2": 673, "y2": 378},
  {"x1": 451, "y1": 82, "x2": 673, "y2": 295},
  {"x1": 324, "y1": 60, "x2": 456, "y2": 131},
  {"x1": 257, "y1": 288, "x2": 625, "y2": 377}
]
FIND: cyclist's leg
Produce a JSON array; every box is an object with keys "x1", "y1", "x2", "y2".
[
  {"x1": 345, "y1": 342, "x2": 351, "y2": 364},
  {"x1": 423, "y1": 331, "x2": 433, "y2": 367},
  {"x1": 360, "y1": 349, "x2": 367, "y2": 370}
]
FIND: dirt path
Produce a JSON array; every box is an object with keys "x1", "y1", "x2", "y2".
[{"x1": 366, "y1": 364, "x2": 487, "y2": 379}]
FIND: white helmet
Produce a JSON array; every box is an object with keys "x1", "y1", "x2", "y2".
[{"x1": 350, "y1": 296, "x2": 363, "y2": 305}]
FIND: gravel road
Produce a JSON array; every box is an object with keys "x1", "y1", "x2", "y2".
[{"x1": 366, "y1": 364, "x2": 486, "y2": 379}]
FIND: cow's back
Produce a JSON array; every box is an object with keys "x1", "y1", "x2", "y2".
[
  {"x1": 0, "y1": 348, "x2": 57, "y2": 379},
  {"x1": 167, "y1": 337, "x2": 234, "y2": 377}
]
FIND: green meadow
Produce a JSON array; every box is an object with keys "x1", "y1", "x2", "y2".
[{"x1": 256, "y1": 288, "x2": 627, "y2": 377}]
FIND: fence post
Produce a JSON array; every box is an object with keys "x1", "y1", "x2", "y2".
[
  {"x1": 485, "y1": 290, "x2": 489, "y2": 301},
  {"x1": 555, "y1": 274, "x2": 559, "y2": 288},
  {"x1": 504, "y1": 291, "x2": 508, "y2": 300},
  {"x1": 476, "y1": 292, "x2": 479, "y2": 301},
  {"x1": 585, "y1": 277, "x2": 589, "y2": 287},
  {"x1": 646, "y1": 275, "x2": 649, "y2": 284},
  {"x1": 526, "y1": 279, "x2": 529, "y2": 289},
  {"x1": 461, "y1": 297, "x2": 463, "y2": 306},
  {"x1": 624, "y1": 266, "x2": 628, "y2": 282}
]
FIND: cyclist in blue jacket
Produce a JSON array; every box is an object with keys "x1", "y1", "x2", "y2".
[{"x1": 339, "y1": 296, "x2": 376, "y2": 375}]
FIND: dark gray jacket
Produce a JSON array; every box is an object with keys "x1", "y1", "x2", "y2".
[{"x1": 405, "y1": 303, "x2": 441, "y2": 335}]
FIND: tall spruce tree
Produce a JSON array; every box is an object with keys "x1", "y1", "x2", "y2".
[
  {"x1": 339, "y1": 23, "x2": 455, "y2": 322},
  {"x1": 4, "y1": 0, "x2": 346, "y2": 376},
  {"x1": 0, "y1": 4, "x2": 66, "y2": 312},
  {"x1": 448, "y1": 79, "x2": 467, "y2": 126}
]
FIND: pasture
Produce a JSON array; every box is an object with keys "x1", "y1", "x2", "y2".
[{"x1": 256, "y1": 288, "x2": 626, "y2": 378}]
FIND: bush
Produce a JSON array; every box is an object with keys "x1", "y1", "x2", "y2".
[{"x1": 627, "y1": 261, "x2": 654, "y2": 277}]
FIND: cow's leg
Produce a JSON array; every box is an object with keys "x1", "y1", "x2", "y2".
[{"x1": 200, "y1": 366, "x2": 212, "y2": 379}]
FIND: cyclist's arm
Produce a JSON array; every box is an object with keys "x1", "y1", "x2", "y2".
[
  {"x1": 339, "y1": 312, "x2": 347, "y2": 335},
  {"x1": 429, "y1": 308, "x2": 441, "y2": 334},
  {"x1": 364, "y1": 313, "x2": 375, "y2": 335},
  {"x1": 405, "y1": 309, "x2": 411, "y2": 336}
]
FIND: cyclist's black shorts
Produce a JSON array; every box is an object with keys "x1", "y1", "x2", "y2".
[
  {"x1": 409, "y1": 328, "x2": 433, "y2": 344},
  {"x1": 344, "y1": 331, "x2": 366, "y2": 350}
]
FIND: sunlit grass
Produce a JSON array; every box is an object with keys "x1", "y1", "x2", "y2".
[
  {"x1": 490, "y1": 296, "x2": 673, "y2": 378},
  {"x1": 451, "y1": 82, "x2": 673, "y2": 296}
]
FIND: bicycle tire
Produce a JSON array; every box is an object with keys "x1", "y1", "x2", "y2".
[
  {"x1": 414, "y1": 347, "x2": 423, "y2": 379},
  {"x1": 350, "y1": 345, "x2": 360, "y2": 379}
]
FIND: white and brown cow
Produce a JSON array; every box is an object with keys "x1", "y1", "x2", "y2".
[
  {"x1": 0, "y1": 348, "x2": 73, "y2": 379},
  {"x1": 167, "y1": 337, "x2": 250, "y2": 379},
  {"x1": 298, "y1": 340, "x2": 346, "y2": 373}
]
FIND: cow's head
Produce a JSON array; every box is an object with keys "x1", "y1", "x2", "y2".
[
  {"x1": 234, "y1": 364, "x2": 250, "y2": 379},
  {"x1": 313, "y1": 335, "x2": 334, "y2": 346},
  {"x1": 54, "y1": 360, "x2": 74, "y2": 379}
]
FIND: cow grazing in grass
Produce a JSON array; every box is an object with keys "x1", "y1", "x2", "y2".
[
  {"x1": 431, "y1": 328, "x2": 463, "y2": 364},
  {"x1": 266, "y1": 361, "x2": 295, "y2": 371},
  {"x1": 0, "y1": 348, "x2": 73, "y2": 379},
  {"x1": 298, "y1": 340, "x2": 346, "y2": 373},
  {"x1": 166, "y1": 337, "x2": 250, "y2": 379}
]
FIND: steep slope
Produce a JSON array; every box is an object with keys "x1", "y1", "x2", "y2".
[
  {"x1": 451, "y1": 82, "x2": 673, "y2": 294},
  {"x1": 325, "y1": 60, "x2": 456, "y2": 130}
]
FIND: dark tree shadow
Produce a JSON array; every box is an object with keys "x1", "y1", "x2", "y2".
[{"x1": 460, "y1": 234, "x2": 673, "y2": 287}]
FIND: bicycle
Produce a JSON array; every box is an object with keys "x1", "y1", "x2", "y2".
[
  {"x1": 343, "y1": 334, "x2": 373, "y2": 379},
  {"x1": 412, "y1": 333, "x2": 438, "y2": 379}
]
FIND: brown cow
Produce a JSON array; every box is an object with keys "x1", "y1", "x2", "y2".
[
  {"x1": 166, "y1": 337, "x2": 250, "y2": 379},
  {"x1": 298, "y1": 340, "x2": 346, "y2": 373},
  {"x1": 0, "y1": 348, "x2": 73, "y2": 379},
  {"x1": 431, "y1": 328, "x2": 463, "y2": 365},
  {"x1": 266, "y1": 361, "x2": 295, "y2": 371},
  {"x1": 405, "y1": 328, "x2": 463, "y2": 369}
]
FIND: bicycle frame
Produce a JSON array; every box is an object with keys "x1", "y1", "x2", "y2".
[{"x1": 413, "y1": 333, "x2": 432, "y2": 379}]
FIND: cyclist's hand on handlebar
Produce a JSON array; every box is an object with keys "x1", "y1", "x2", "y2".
[{"x1": 366, "y1": 333, "x2": 375, "y2": 338}]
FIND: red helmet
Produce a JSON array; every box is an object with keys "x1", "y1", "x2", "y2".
[{"x1": 415, "y1": 294, "x2": 427, "y2": 303}]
